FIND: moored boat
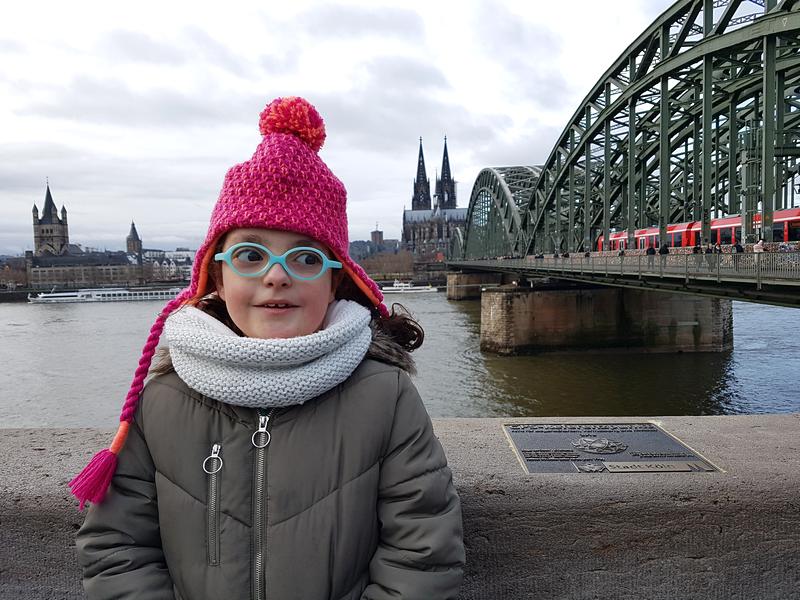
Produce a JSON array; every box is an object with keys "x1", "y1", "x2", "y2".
[
  {"x1": 380, "y1": 280, "x2": 438, "y2": 293},
  {"x1": 28, "y1": 287, "x2": 184, "y2": 304}
]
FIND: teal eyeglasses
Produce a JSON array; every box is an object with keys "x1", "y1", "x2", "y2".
[{"x1": 214, "y1": 243, "x2": 342, "y2": 280}]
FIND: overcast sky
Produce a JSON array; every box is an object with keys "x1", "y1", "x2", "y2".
[{"x1": 0, "y1": 0, "x2": 667, "y2": 255}]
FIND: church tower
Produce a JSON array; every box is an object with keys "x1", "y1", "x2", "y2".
[
  {"x1": 127, "y1": 221, "x2": 143, "y2": 256},
  {"x1": 411, "y1": 138, "x2": 432, "y2": 210},
  {"x1": 434, "y1": 136, "x2": 457, "y2": 210},
  {"x1": 32, "y1": 183, "x2": 70, "y2": 256}
]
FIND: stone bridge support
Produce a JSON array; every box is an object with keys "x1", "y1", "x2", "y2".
[
  {"x1": 481, "y1": 283, "x2": 733, "y2": 354},
  {"x1": 447, "y1": 272, "x2": 506, "y2": 300}
]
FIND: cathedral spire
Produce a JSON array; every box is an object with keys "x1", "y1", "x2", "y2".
[
  {"x1": 128, "y1": 221, "x2": 140, "y2": 241},
  {"x1": 416, "y1": 137, "x2": 427, "y2": 185},
  {"x1": 441, "y1": 135, "x2": 452, "y2": 184},
  {"x1": 412, "y1": 137, "x2": 432, "y2": 210},
  {"x1": 434, "y1": 136, "x2": 457, "y2": 209},
  {"x1": 42, "y1": 183, "x2": 57, "y2": 219}
]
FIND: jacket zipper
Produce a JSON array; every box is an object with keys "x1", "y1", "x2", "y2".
[
  {"x1": 203, "y1": 442, "x2": 223, "y2": 566},
  {"x1": 252, "y1": 409, "x2": 275, "y2": 600}
]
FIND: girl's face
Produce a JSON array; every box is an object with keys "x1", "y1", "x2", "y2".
[{"x1": 216, "y1": 228, "x2": 336, "y2": 339}]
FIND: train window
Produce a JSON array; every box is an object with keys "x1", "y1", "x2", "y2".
[
  {"x1": 673, "y1": 232, "x2": 682, "y2": 247},
  {"x1": 772, "y1": 224, "x2": 784, "y2": 242},
  {"x1": 733, "y1": 227, "x2": 742, "y2": 243},
  {"x1": 789, "y1": 223, "x2": 800, "y2": 242},
  {"x1": 720, "y1": 228, "x2": 732, "y2": 244}
]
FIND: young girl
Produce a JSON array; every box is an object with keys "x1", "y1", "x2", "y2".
[{"x1": 72, "y1": 97, "x2": 465, "y2": 600}]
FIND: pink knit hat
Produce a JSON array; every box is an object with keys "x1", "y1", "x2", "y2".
[{"x1": 70, "y1": 96, "x2": 388, "y2": 508}]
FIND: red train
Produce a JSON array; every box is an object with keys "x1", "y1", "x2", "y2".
[{"x1": 598, "y1": 207, "x2": 800, "y2": 251}]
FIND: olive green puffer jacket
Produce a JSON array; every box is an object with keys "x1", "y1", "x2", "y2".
[{"x1": 76, "y1": 349, "x2": 464, "y2": 600}]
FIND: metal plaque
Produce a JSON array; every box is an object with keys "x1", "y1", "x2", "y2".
[{"x1": 504, "y1": 423, "x2": 719, "y2": 474}]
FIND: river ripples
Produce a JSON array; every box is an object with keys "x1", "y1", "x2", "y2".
[{"x1": 0, "y1": 294, "x2": 797, "y2": 427}]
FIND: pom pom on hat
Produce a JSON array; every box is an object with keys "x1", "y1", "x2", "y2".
[{"x1": 259, "y1": 96, "x2": 326, "y2": 153}]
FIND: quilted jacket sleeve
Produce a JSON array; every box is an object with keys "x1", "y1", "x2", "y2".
[
  {"x1": 75, "y1": 403, "x2": 175, "y2": 600},
  {"x1": 362, "y1": 371, "x2": 465, "y2": 600}
]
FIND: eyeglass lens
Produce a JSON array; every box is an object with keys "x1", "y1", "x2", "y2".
[{"x1": 231, "y1": 245, "x2": 325, "y2": 278}]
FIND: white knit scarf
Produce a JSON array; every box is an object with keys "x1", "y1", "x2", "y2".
[{"x1": 163, "y1": 300, "x2": 372, "y2": 408}]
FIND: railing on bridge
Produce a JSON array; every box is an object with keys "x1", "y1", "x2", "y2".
[{"x1": 457, "y1": 252, "x2": 800, "y2": 290}]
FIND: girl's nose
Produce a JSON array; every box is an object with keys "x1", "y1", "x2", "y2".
[{"x1": 261, "y1": 262, "x2": 292, "y2": 287}]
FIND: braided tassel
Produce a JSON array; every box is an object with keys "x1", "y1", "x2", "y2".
[
  {"x1": 69, "y1": 422, "x2": 129, "y2": 509},
  {"x1": 70, "y1": 290, "x2": 193, "y2": 509}
]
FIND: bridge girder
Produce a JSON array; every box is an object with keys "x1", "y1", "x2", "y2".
[
  {"x1": 460, "y1": 166, "x2": 541, "y2": 259},
  {"x1": 461, "y1": 0, "x2": 800, "y2": 259},
  {"x1": 523, "y1": 0, "x2": 800, "y2": 254}
]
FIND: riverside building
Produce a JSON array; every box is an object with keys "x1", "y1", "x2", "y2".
[{"x1": 25, "y1": 184, "x2": 191, "y2": 289}]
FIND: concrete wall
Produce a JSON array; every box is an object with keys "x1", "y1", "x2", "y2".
[
  {"x1": 2, "y1": 416, "x2": 798, "y2": 599},
  {"x1": 481, "y1": 285, "x2": 734, "y2": 354}
]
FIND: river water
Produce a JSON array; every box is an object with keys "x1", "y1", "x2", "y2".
[{"x1": 0, "y1": 294, "x2": 797, "y2": 427}]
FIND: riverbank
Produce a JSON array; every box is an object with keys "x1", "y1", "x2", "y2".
[
  {"x1": 0, "y1": 289, "x2": 31, "y2": 302},
  {"x1": 2, "y1": 415, "x2": 798, "y2": 599}
]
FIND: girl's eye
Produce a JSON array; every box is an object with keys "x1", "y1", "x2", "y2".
[
  {"x1": 233, "y1": 247, "x2": 266, "y2": 264},
  {"x1": 294, "y1": 252, "x2": 321, "y2": 266}
]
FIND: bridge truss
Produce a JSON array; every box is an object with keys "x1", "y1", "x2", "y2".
[{"x1": 459, "y1": 0, "x2": 800, "y2": 259}]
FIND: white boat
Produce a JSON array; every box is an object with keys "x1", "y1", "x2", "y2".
[
  {"x1": 381, "y1": 280, "x2": 438, "y2": 293},
  {"x1": 28, "y1": 287, "x2": 184, "y2": 304}
]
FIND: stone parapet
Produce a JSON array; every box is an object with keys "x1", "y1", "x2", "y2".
[{"x1": 2, "y1": 416, "x2": 798, "y2": 599}]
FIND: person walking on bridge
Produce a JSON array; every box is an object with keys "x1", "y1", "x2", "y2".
[
  {"x1": 658, "y1": 243, "x2": 669, "y2": 271},
  {"x1": 646, "y1": 245, "x2": 656, "y2": 270},
  {"x1": 704, "y1": 241, "x2": 715, "y2": 271},
  {"x1": 733, "y1": 241, "x2": 744, "y2": 272},
  {"x1": 693, "y1": 241, "x2": 702, "y2": 271}
]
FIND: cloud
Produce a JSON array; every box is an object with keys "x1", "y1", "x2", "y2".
[
  {"x1": 19, "y1": 76, "x2": 263, "y2": 128},
  {"x1": 182, "y1": 26, "x2": 251, "y2": 77},
  {"x1": 317, "y1": 90, "x2": 506, "y2": 156},
  {"x1": 293, "y1": 5, "x2": 425, "y2": 41},
  {"x1": 0, "y1": 140, "x2": 227, "y2": 253},
  {"x1": 0, "y1": 39, "x2": 23, "y2": 53},
  {"x1": 99, "y1": 30, "x2": 186, "y2": 65},
  {"x1": 301, "y1": 54, "x2": 507, "y2": 159},
  {"x1": 365, "y1": 56, "x2": 449, "y2": 91},
  {"x1": 260, "y1": 51, "x2": 301, "y2": 75},
  {"x1": 472, "y1": 3, "x2": 573, "y2": 109},
  {"x1": 0, "y1": 141, "x2": 224, "y2": 201}
]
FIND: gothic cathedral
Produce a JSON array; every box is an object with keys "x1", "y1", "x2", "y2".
[{"x1": 403, "y1": 137, "x2": 466, "y2": 258}]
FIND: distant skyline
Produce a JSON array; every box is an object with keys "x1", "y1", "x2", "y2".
[{"x1": 0, "y1": 0, "x2": 666, "y2": 255}]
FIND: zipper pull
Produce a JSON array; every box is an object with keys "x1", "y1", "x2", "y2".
[
  {"x1": 203, "y1": 443, "x2": 223, "y2": 474},
  {"x1": 252, "y1": 414, "x2": 272, "y2": 448}
]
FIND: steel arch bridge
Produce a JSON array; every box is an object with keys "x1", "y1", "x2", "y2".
[
  {"x1": 457, "y1": 0, "x2": 800, "y2": 260},
  {"x1": 454, "y1": 166, "x2": 542, "y2": 259}
]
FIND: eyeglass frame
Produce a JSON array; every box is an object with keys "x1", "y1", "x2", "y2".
[{"x1": 213, "y1": 242, "x2": 342, "y2": 281}]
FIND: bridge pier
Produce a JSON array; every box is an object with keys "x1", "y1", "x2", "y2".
[
  {"x1": 446, "y1": 272, "x2": 506, "y2": 300},
  {"x1": 480, "y1": 283, "x2": 733, "y2": 354}
]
